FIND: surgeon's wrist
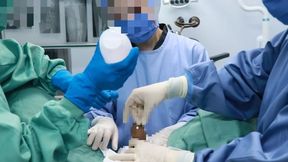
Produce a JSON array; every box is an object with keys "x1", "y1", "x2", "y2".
[
  {"x1": 52, "y1": 69, "x2": 73, "y2": 92},
  {"x1": 166, "y1": 76, "x2": 188, "y2": 99},
  {"x1": 91, "y1": 116, "x2": 112, "y2": 126},
  {"x1": 82, "y1": 72, "x2": 105, "y2": 91},
  {"x1": 64, "y1": 73, "x2": 101, "y2": 113}
]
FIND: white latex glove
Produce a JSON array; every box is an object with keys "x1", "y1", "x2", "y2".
[
  {"x1": 87, "y1": 116, "x2": 118, "y2": 150},
  {"x1": 109, "y1": 140, "x2": 194, "y2": 162},
  {"x1": 124, "y1": 76, "x2": 188, "y2": 125},
  {"x1": 149, "y1": 122, "x2": 186, "y2": 146}
]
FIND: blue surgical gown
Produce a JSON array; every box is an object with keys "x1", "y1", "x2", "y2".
[
  {"x1": 185, "y1": 29, "x2": 288, "y2": 161},
  {"x1": 89, "y1": 31, "x2": 209, "y2": 147}
]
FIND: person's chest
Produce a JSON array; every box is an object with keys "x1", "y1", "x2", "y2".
[{"x1": 257, "y1": 44, "x2": 288, "y2": 132}]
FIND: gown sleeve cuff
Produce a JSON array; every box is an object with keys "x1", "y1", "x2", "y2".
[{"x1": 60, "y1": 97, "x2": 84, "y2": 118}]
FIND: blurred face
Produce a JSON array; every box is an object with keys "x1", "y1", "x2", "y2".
[
  {"x1": 98, "y1": 0, "x2": 156, "y2": 21},
  {"x1": 98, "y1": 0, "x2": 158, "y2": 33},
  {"x1": 105, "y1": 0, "x2": 156, "y2": 21},
  {"x1": 96, "y1": 0, "x2": 159, "y2": 43}
]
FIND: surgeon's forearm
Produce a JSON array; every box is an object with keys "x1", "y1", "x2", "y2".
[
  {"x1": 31, "y1": 97, "x2": 89, "y2": 142},
  {"x1": 0, "y1": 98, "x2": 89, "y2": 162},
  {"x1": 29, "y1": 98, "x2": 89, "y2": 160},
  {"x1": 51, "y1": 69, "x2": 73, "y2": 92}
]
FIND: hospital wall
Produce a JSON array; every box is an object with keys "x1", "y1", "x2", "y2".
[
  {"x1": 3, "y1": 0, "x2": 287, "y2": 72},
  {"x1": 159, "y1": 0, "x2": 287, "y2": 67}
]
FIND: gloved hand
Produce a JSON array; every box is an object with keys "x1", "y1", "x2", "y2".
[
  {"x1": 109, "y1": 140, "x2": 194, "y2": 162},
  {"x1": 124, "y1": 76, "x2": 188, "y2": 125},
  {"x1": 92, "y1": 90, "x2": 118, "y2": 109},
  {"x1": 87, "y1": 116, "x2": 118, "y2": 150},
  {"x1": 84, "y1": 42, "x2": 139, "y2": 90},
  {"x1": 149, "y1": 122, "x2": 186, "y2": 146},
  {"x1": 65, "y1": 42, "x2": 139, "y2": 112}
]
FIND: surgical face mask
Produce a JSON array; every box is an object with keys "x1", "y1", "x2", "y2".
[
  {"x1": 114, "y1": 13, "x2": 158, "y2": 44},
  {"x1": 263, "y1": 0, "x2": 288, "y2": 25},
  {"x1": 99, "y1": 0, "x2": 161, "y2": 44}
]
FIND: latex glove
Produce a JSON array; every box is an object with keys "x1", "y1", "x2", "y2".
[
  {"x1": 52, "y1": 70, "x2": 118, "y2": 109},
  {"x1": 51, "y1": 69, "x2": 73, "y2": 93},
  {"x1": 92, "y1": 90, "x2": 118, "y2": 109},
  {"x1": 65, "y1": 42, "x2": 139, "y2": 112},
  {"x1": 109, "y1": 140, "x2": 194, "y2": 162},
  {"x1": 87, "y1": 116, "x2": 118, "y2": 150},
  {"x1": 149, "y1": 122, "x2": 186, "y2": 146},
  {"x1": 124, "y1": 76, "x2": 188, "y2": 125},
  {"x1": 84, "y1": 42, "x2": 139, "y2": 90}
]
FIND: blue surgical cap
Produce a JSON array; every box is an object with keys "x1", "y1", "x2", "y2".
[{"x1": 263, "y1": 0, "x2": 288, "y2": 25}]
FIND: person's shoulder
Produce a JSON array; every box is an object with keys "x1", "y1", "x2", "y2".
[
  {"x1": 0, "y1": 39, "x2": 43, "y2": 51},
  {"x1": 266, "y1": 29, "x2": 288, "y2": 49},
  {"x1": 168, "y1": 32, "x2": 194, "y2": 40},
  {"x1": 168, "y1": 32, "x2": 202, "y2": 46},
  {"x1": 276, "y1": 29, "x2": 288, "y2": 42}
]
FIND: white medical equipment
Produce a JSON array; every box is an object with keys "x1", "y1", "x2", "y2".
[
  {"x1": 238, "y1": 0, "x2": 270, "y2": 48},
  {"x1": 99, "y1": 28, "x2": 132, "y2": 64},
  {"x1": 162, "y1": 0, "x2": 198, "y2": 8}
]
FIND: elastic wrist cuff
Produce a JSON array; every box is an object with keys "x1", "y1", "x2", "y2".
[{"x1": 167, "y1": 76, "x2": 188, "y2": 98}]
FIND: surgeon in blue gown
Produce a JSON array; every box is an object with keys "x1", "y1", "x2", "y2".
[
  {"x1": 85, "y1": 0, "x2": 209, "y2": 150},
  {"x1": 111, "y1": 0, "x2": 288, "y2": 162}
]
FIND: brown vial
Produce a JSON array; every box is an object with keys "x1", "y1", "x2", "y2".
[{"x1": 131, "y1": 123, "x2": 146, "y2": 140}]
